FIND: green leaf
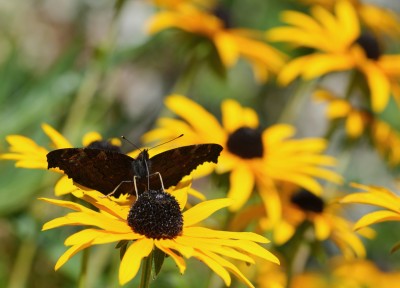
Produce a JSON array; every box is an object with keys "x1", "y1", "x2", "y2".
[{"x1": 153, "y1": 247, "x2": 166, "y2": 277}]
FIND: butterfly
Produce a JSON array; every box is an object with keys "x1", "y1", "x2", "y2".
[{"x1": 47, "y1": 144, "x2": 223, "y2": 197}]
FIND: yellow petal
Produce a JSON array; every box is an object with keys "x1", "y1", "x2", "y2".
[
  {"x1": 146, "y1": 11, "x2": 181, "y2": 34},
  {"x1": 301, "y1": 53, "x2": 355, "y2": 79},
  {"x1": 42, "y1": 210, "x2": 130, "y2": 233},
  {"x1": 187, "y1": 187, "x2": 207, "y2": 201},
  {"x1": 55, "y1": 242, "x2": 90, "y2": 270},
  {"x1": 313, "y1": 89, "x2": 337, "y2": 101},
  {"x1": 82, "y1": 132, "x2": 102, "y2": 146},
  {"x1": 266, "y1": 170, "x2": 322, "y2": 195},
  {"x1": 142, "y1": 119, "x2": 197, "y2": 144},
  {"x1": 64, "y1": 229, "x2": 138, "y2": 246},
  {"x1": 326, "y1": 100, "x2": 351, "y2": 118},
  {"x1": 222, "y1": 99, "x2": 257, "y2": 133},
  {"x1": 175, "y1": 236, "x2": 255, "y2": 263},
  {"x1": 159, "y1": 237, "x2": 196, "y2": 258},
  {"x1": 42, "y1": 123, "x2": 72, "y2": 149},
  {"x1": 346, "y1": 111, "x2": 364, "y2": 138},
  {"x1": 313, "y1": 214, "x2": 331, "y2": 240},
  {"x1": 259, "y1": 181, "x2": 281, "y2": 225},
  {"x1": 54, "y1": 176, "x2": 79, "y2": 196},
  {"x1": 341, "y1": 192, "x2": 400, "y2": 213},
  {"x1": 39, "y1": 197, "x2": 93, "y2": 213},
  {"x1": 354, "y1": 210, "x2": 400, "y2": 230},
  {"x1": 213, "y1": 32, "x2": 239, "y2": 67},
  {"x1": 281, "y1": 10, "x2": 321, "y2": 31},
  {"x1": 154, "y1": 241, "x2": 186, "y2": 273},
  {"x1": 183, "y1": 198, "x2": 233, "y2": 226},
  {"x1": 193, "y1": 251, "x2": 232, "y2": 287},
  {"x1": 198, "y1": 250, "x2": 256, "y2": 288},
  {"x1": 334, "y1": 230, "x2": 366, "y2": 258},
  {"x1": 168, "y1": 176, "x2": 191, "y2": 210},
  {"x1": 362, "y1": 62, "x2": 391, "y2": 113},
  {"x1": 5, "y1": 135, "x2": 47, "y2": 154},
  {"x1": 262, "y1": 124, "x2": 296, "y2": 146},
  {"x1": 335, "y1": 0, "x2": 360, "y2": 43},
  {"x1": 273, "y1": 220, "x2": 296, "y2": 245},
  {"x1": 277, "y1": 56, "x2": 310, "y2": 85},
  {"x1": 227, "y1": 166, "x2": 255, "y2": 211},
  {"x1": 165, "y1": 95, "x2": 226, "y2": 143},
  {"x1": 119, "y1": 238, "x2": 154, "y2": 285},
  {"x1": 183, "y1": 226, "x2": 270, "y2": 243}
]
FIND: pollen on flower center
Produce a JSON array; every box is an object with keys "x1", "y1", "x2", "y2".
[
  {"x1": 355, "y1": 33, "x2": 381, "y2": 60},
  {"x1": 291, "y1": 189, "x2": 325, "y2": 213},
  {"x1": 127, "y1": 189, "x2": 183, "y2": 239},
  {"x1": 226, "y1": 127, "x2": 264, "y2": 159}
]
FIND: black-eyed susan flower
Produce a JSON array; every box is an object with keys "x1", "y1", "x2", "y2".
[
  {"x1": 257, "y1": 185, "x2": 372, "y2": 258},
  {"x1": 341, "y1": 183, "x2": 400, "y2": 252},
  {"x1": 298, "y1": 0, "x2": 400, "y2": 38},
  {"x1": 40, "y1": 184, "x2": 279, "y2": 287},
  {"x1": 371, "y1": 120, "x2": 400, "y2": 167},
  {"x1": 314, "y1": 89, "x2": 400, "y2": 166},
  {"x1": 290, "y1": 257, "x2": 400, "y2": 288},
  {"x1": 147, "y1": 1, "x2": 286, "y2": 82},
  {"x1": 313, "y1": 88, "x2": 372, "y2": 138},
  {"x1": 0, "y1": 123, "x2": 121, "y2": 196},
  {"x1": 142, "y1": 95, "x2": 342, "y2": 222},
  {"x1": 267, "y1": 0, "x2": 400, "y2": 113}
]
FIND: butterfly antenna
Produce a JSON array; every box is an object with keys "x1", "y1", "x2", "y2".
[
  {"x1": 121, "y1": 136, "x2": 142, "y2": 152},
  {"x1": 148, "y1": 134, "x2": 184, "y2": 151}
]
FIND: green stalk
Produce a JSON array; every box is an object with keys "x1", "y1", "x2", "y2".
[
  {"x1": 277, "y1": 79, "x2": 318, "y2": 124},
  {"x1": 139, "y1": 251, "x2": 153, "y2": 288},
  {"x1": 78, "y1": 247, "x2": 90, "y2": 288},
  {"x1": 283, "y1": 222, "x2": 312, "y2": 288},
  {"x1": 7, "y1": 236, "x2": 37, "y2": 288}
]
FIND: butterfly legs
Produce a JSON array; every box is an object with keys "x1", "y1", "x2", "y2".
[
  {"x1": 104, "y1": 180, "x2": 136, "y2": 198},
  {"x1": 103, "y1": 172, "x2": 166, "y2": 199}
]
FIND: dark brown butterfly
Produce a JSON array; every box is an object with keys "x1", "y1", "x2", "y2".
[{"x1": 47, "y1": 144, "x2": 223, "y2": 196}]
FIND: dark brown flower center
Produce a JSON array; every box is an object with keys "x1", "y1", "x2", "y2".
[
  {"x1": 226, "y1": 127, "x2": 264, "y2": 159},
  {"x1": 127, "y1": 190, "x2": 183, "y2": 239},
  {"x1": 213, "y1": 5, "x2": 232, "y2": 28},
  {"x1": 355, "y1": 33, "x2": 381, "y2": 60},
  {"x1": 291, "y1": 189, "x2": 325, "y2": 213},
  {"x1": 87, "y1": 140, "x2": 121, "y2": 153}
]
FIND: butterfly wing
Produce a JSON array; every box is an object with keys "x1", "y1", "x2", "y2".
[
  {"x1": 147, "y1": 144, "x2": 223, "y2": 189},
  {"x1": 47, "y1": 148, "x2": 136, "y2": 195}
]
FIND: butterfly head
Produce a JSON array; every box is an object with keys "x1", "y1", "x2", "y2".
[{"x1": 133, "y1": 149, "x2": 151, "y2": 179}]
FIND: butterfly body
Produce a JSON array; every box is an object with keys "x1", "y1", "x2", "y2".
[{"x1": 47, "y1": 144, "x2": 223, "y2": 196}]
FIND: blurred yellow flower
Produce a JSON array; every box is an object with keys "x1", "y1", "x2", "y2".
[
  {"x1": 0, "y1": 123, "x2": 121, "y2": 196},
  {"x1": 341, "y1": 183, "x2": 400, "y2": 231},
  {"x1": 147, "y1": 2, "x2": 286, "y2": 82},
  {"x1": 143, "y1": 95, "x2": 342, "y2": 222},
  {"x1": 261, "y1": 187, "x2": 371, "y2": 258},
  {"x1": 267, "y1": 0, "x2": 400, "y2": 113},
  {"x1": 291, "y1": 258, "x2": 400, "y2": 288},
  {"x1": 298, "y1": 0, "x2": 400, "y2": 38},
  {"x1": 371, "y1": 120, "x2": 400, "y2": 167},
  {"x1": 41, "y1": 186, "x2": 279, "y2": 287},
  {"x1": 314, "y1": 88, "x2": 372, "y2": 138}
]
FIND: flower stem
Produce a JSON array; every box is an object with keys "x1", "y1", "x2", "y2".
[
  {"x1": 140, "y1": 252, "x2": 153, "y2": 288},
  {"x1": 7, "y1": 235, "x2": 37, "y2": 288},
  {"x1": 281, "y1": 221, "x2": 312, "y2": 288},
  {"x1": 78, "y1": 247, "x2": 90, "y2": 288},
  {"x1": 277, "y1": 79, "x2": 318, "y2": 124}
]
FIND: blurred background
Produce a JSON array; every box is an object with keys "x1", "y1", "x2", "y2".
[{"x1": 1, "y1": 0, "x2": 400, "y2": 287}]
